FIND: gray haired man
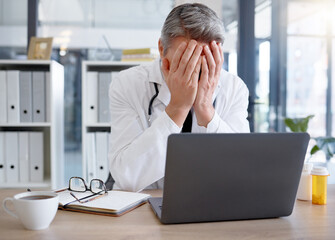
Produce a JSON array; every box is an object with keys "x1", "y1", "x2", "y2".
[
  {"x1": 108, "y1": 3, "x2": 250, "y2": 192},
  {"x1": 159, "y1": 3, "x2": 226, "y2": 128}
]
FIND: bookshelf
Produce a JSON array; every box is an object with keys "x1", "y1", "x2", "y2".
[
  {"x1": 0, "y1": 60, "x2": 64, "y2": 189},
  {"x1": 82, "y1": 61, "x2": 143, "y2": 182}
]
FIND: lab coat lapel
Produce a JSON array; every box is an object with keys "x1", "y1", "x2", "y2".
[
  {"x1": 149, "y1": 58, "x2": 170, "y2": 107},
  {"x1": 155, "y1": 81, "x2": 170, "y2": 107}
]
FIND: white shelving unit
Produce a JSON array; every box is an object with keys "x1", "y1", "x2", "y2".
[
  {"x1": 0, "y1": 60, "x2": 64, "y2": 189},
  {"x1": 82, "y1": 61, "x2": 142, "y2": 181}
]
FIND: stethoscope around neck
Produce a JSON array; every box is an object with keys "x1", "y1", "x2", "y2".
[
  {"x1": 148, "y1": 60, "x2": 163, "y2": 123},
  {"x1": 148, "y1": 82, "x2": 159, "y2": 122}
]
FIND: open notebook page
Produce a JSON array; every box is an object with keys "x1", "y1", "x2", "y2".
[{"x1": 57, "y1": 190, "x2": 150, "y2": 213}]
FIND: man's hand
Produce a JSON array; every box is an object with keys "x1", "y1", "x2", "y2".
[
  {"x1": 194, "y1": 41, "x2": 223, "y2": 127},
  {"x1": 162, "y1": 40, "x2": 202, "y2": 127}
]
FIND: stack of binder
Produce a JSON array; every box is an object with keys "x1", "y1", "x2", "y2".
[
  {"x1": 0, "y1": 70, "x2": 50, "y2": 123},
  {"x1": 121, "y1": 48, "x2": 159, "y2": 62},
  {"x1": 0, "y1": 131, "x2": 44, "y2": 184},
  {"x1": 86, "y1": 132, "x2": 110, "y2": 182},
  {"x1": 86, "y1": 71, "x2": 118, "y2": 123}
]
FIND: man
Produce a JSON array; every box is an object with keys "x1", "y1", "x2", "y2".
[{"x1": 108, "y1": 3, "x2": 250, "y2": 192}]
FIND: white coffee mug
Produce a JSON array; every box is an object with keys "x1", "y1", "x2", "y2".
[{"x1": 2, "y1": 191, "x2": 59, "y2": 230}]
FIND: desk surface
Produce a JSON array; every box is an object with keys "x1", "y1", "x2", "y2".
[{"x1": 1, "y1": 185, "x2": 334, "y2": 240}]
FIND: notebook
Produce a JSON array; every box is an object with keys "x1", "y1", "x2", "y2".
[
  {"x1": 149, "y1": 133, "x2": 310, "y2": 224},
  {"x1": 57, "y1": 190, "x2": 150, "y2": 217}
]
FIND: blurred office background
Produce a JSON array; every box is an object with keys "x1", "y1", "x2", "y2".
[{"x1": 0, "y1": 0, "x2": 334, "y2": 184}]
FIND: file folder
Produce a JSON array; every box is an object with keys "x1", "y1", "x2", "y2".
[
  {"x1": 32, "y1": 71, "x2": 46, "y2": 122},
  {"x1": 86, "y1": 72, "x2": 98, "y2": 123},
  {"x1": 96, "y1": 132, "x2": 109, "y2": 182},
  {"x1": 0, "y1": 132, "x2": 5, "y2": 183},
  {"x1": 45, "y1": 72, "x2": 51, "y2": 122},
  {"x1": 86, "y1": 132, "x2": 97, "y2": 181},
  {"x1": 18, "y1": 132, "x2": 30, "y2": 182},
  {"x1": 19, "y1": 71, "x2": 33, "y2": 122},
  {"x1": 0, "y1": 71, "x2": 7, "y2": 123},
  {"x1": 7, "y1": 71, "x2": 20, "y2": 123},
  {"x1": 98, "y1": 72, "x2": 112, "y2": 123},
  {"x1": 5, "y1": 132, "x2": 19, "y2": 183},
  {"x1": 29, "y1": 132, "x2": 44, "y2": 182}
]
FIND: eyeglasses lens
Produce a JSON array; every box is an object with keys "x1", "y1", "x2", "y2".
[
  {"x1": 91, "y1": 180, "x2": 104, "y2": 193},
  {"x1": 70, "y1": 177, "x2": 86, "y2": 192}
]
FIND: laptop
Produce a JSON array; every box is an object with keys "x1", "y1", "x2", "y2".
[{"x1": 148, "y1": 133, "x2": 310, "y2": 224}]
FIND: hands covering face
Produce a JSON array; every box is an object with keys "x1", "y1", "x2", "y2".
[{"x1": 162, "y1": 39, "x2": 224, "y2": 128}]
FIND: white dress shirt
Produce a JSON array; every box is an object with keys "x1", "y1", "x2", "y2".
[{"x1": 108, "y1": 58, "x2": 250, "y2": 192}]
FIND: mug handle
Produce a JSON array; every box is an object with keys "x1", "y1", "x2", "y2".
[{"x1": 2, "y1": 197, "x2": 18, "y2": 219}]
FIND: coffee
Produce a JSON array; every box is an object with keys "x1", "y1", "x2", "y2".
[{"x1": 20, "y1": 195, "x2": 54, "y2": 200}]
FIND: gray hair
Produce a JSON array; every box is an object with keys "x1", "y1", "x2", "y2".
[{"x1": 160, "y1": 3, "x2": 225, "y2": 55}]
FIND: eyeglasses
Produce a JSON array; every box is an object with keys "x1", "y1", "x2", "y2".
[{"x1": 56, "y1": 177, "x2": 108, "y2": 204}]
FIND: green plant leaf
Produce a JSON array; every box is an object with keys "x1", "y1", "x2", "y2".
[
  {"x1": 284, "y1": 118, "x2": 298, "y2": 132},
  {"x1": 300, "y1": 115, "x2": 314, "y2": 132},
  {"x1": 310, "y1": 145, "x2": 320, "y2": 155},
  {"x1": 284, "y1": 115, "x2": 314, "y2": 133}
]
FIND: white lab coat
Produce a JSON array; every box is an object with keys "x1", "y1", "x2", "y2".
[{"x1": 108, "y1": 58, "x2": 250, "y2": 192}]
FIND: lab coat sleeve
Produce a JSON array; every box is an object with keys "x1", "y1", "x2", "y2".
[
  {"x1": 108, "y1": 78, "x2": 181, "y2": 192},
  {"x1": 198, "y1": 79, "x2": 250, "y2": 133}
]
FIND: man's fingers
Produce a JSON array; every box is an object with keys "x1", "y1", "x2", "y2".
[
  {"x1": 200, "y1": 56, "x2": 209, "y2": 83},
  {"x1": 170, "y1": 41, "x2": 187, "y2": 73},
  {"x1": 218, "y1": 42, "x2": 223, "y2": 62},
  {"x1": 191, "y1": 56, "x2": 202, "y2": 84},
  {"x1": 178, "y1": 40, "x2": 198, "y2": 74},
  {"x1": 204, "y1": 44, "x2": 216, "y2": 79},
  {"x1": 211, "y1": 41, "x2": 223, "y2": 76},
  {"x1": 217, "y1": 43, "x2": 224, "y2": 76},
  {"x1": 184, "y1": 44, "x2": 203, "y2": 80},
  {"x1": 211, "y1": 41, "x2": 221, "y2": 64}
]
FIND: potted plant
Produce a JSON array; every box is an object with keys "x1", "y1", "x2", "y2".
[{"x1": 284, "y1": 115, "x2": 335, "y2": 161}]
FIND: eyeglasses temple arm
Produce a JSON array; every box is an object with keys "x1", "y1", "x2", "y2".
[
  {"x1": 78, "y1": 192, "x2": 108, "y2": 204},
  {"x1": 69, "y1": 192, "x2": 108, "y2": 204},
  {"x1": 70, "y1": 192, "x2": 83, "y2": 203}
]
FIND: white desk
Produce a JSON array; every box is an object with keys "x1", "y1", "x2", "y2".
[{"x1": 1, "y1": 186, "x2": 334, "y2": 239}]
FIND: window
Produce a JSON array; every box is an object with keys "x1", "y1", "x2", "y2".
[
  {"x1": 0, "y1": 0, "x2": 27, "y2": 59},
  {"x1": 286, "y1": 0, "x2": 330, "y2": 138},
  {"x1": 254, "y1": 0, "x2": 271, "y2": 132}
]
